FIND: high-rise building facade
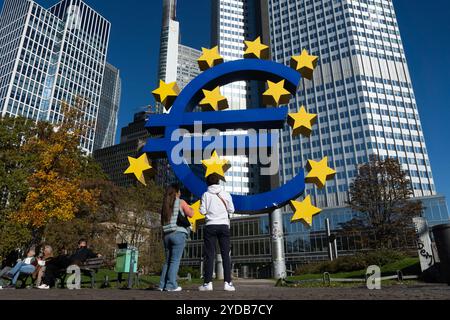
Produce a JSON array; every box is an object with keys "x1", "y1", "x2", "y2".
[
  {"x1": 94, "y1": 111, "x2": 150, "y2": 187},
  {"x1": 0, "y1": 0, "x2": 110, "y2": 153},
  {"x1": 94, "y1": 62, "x2": 121, "y2": 151},
  {"x1": 157, "y1": 0, "x2": 201, "y2": 95},
  {"x1": 210, "y1": 0, "x2": 268, "y2": 195},
  {"x1": 180, "y1": 0, "x2": 449, "y2": 273},
  {"x1": 267, "y1": 0, "x2": 441, "y2": 210},
  {"x1": 155, "y1": 0, "x2": 202, "y2": 186}
]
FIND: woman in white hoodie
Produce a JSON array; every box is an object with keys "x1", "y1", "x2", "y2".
[{"x1": 199, "y1": 174, "x2": 236, "y2": 292}]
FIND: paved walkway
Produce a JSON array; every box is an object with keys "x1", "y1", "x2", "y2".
[{"x1": 0, "y1": 280, "x2": 449, "y2": 300}]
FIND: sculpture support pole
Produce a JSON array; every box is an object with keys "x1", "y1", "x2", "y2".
[
  {"x1": 270, "y1": 208, "x2": 287, "y2": 280},
  {"x1": 326, "y1": 218, "x2": 334, "y2": 261}
]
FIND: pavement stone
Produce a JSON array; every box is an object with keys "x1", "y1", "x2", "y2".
[{"x1": 0, "y1": 280, "x2": 449, "y2": 300}]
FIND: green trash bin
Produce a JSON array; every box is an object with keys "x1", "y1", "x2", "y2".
[{"x1": 115, "y1": 247, "x2": 138, "y2": 273}]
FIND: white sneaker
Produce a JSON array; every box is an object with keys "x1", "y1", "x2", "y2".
[
  {"x1": 224, "y1": 282, "x2": 236, "y2": 292},
  {"x1": 37, "y1": 284, "x2": 50, "y2": 290},
  {"x1": 166, "y1": 286, "x2": 182, "y2": 292},
  {"x1": 199, "y1": 282, "x2": 213, "y2": 291}
]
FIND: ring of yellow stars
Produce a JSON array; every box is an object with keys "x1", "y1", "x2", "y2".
[
  {"x1": 244, "y1": 37, "x2": 270, "y2": 60},
  {"x1": 288, "y1": 106, "x2": 318, "y2": 137},
  {"x1": 124, "y1": 154, "x2": 153, "y2": 186},
  {"x1": 198, "y1": 46, "x2": 224, "y2": 71},
  {"x1": 199, "y1": 87, "x2": 229, "y2": 112},
  {"x1": 188, "y1": 201, "x2": 205, "y2": 233},
  {"x1": 262, "y1": 80, "x2": 292, "y2": 106},
  {"x1": 201, "y1": 150, "x2": 231, "y2": 181},
  {"x1": 290, "y1": 49, "x2": 319, "y2": 81},
  {"x1": 305, "y1": 157, "x2": 336, "y2": 189},
  {"x1": 290, "y1": 195, "x2": 322, "y2": 227},
  {"x1": 152, "y1": 80, "x2": 180, "y2": 111}
]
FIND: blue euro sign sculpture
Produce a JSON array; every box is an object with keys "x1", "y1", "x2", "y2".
[{"x1": 144, "y1": 59, "x2": 306, "y2": 214}]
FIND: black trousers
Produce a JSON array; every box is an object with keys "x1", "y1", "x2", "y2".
[
  {"x1": 203, "y1": 225, "x2": 231, "y2": 283},
  {"x1": 43, "y1": 255, "x2": 71, "y2": 287}
]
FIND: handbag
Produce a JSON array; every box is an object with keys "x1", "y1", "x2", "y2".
[{"x1": 177, "y1": 211, "x2": 191, "y2": 228}]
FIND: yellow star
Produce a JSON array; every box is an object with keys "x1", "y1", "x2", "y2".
[
  {"x1": 305, "y1": 157, "x2": 336, "y2": 189},
  {"x1": 290, "y1": 49, "x2": 319, "y2": 80},
  {"x1": 152, "y1": 80, "x2": 180, "y2": 111},
  {"x1": 198, "y1": 46, "x2": 224, "y2": 71},
  {"x1": 290, "y1": 196, "x2": 322, "y2": 227},
  {"x1": 199, "y1": 87, "x2": 229, "y2": 112},
  {"x1": 188, "y1": 201, "x2": 205, "y2": 233},
  {"x1": 288, "y1": 106, "x2": 318, "y2": 137},
  {"x1": 124, "y1": 154, "x2": 152, "y2": 186},
  {"x1": 262, "y1": 80, "x2": 292, "y2": 106},
  {"x1": 201, "y1": 150, "x2": 231, "y2": 181},
  {"x1": 244, "y1": 37, "x2": 270, "y2": 59}
]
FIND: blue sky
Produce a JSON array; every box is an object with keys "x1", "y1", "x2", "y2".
[{"x1": 1, "y1": 0, "x2": 449, "y2": 201}]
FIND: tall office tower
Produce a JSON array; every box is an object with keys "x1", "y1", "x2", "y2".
[
  {"x1": 211, "y1": 0, "x2": 268, "y2": 195},
  {"x1": 94, "y1": 111, "x2": 151, "y2": 187},
  {"x1": 266, "y1": 0, "x2": 448, "y2": 225},
  {"x1": 157, "y1": 0, "x2": 201, "y2": 93},
  {"x1": 94, "y1": 62, "x2": 121, "y2": 151},
  {"x1": 0, "y1": 0, "x2": 110, "y2": 154},
  {"x1": 155, "y1": 0, "x2": 201, "y2": 186}
]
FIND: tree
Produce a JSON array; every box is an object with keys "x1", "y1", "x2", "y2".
[
  {"x1": 112, "y1": 182, "x2": 164, "y2": 273},
  {"x1": 14, "y1": 97, "x2": 99, "y2": 229},
  {"x1": 341, "y1": 156, "x2": 423, "y2": 249},
  {"x1": 0, "y1": 116, "x2": 37, "y2": 256},
  {"x1": 41, "y1": 180, "x2": 121, "y2": 258}
]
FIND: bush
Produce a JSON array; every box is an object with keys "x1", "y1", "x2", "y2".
[
  {"x1": 295, "y1": 250, "x2": 407, "y2": 275},
  {"x1": 178, "y1": 266, "x2": 201, "y2": 279}
]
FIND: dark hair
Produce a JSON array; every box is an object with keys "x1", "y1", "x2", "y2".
[
  {"x1": 78, "y1": 239, "x2": 87, "y2": 245},
  {"x1": 161, "y1": 184, "x2": 181, "y2": 225},
  {"x1": 206, "y1": 174, "x2": 221, "y2": 186}
]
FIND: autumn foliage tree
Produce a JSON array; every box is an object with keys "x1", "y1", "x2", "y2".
[
  {"x1": 14, "y1": 97, "x2": 99, "y2": 229},
  {"x1": 341, "y1": 156, "x2": 423, "y2": 249}
]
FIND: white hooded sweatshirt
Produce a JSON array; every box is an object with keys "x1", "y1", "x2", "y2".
[{"x1": 200, "y1": 184, "x2": 235, "y2": 226}]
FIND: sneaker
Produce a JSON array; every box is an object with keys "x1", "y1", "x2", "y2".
[
  {"x1": 37, "y1": 284, "x2": 50, "y2": 290},
  {"x1": 224, "y1": 282, "x2": 236, "y2": 292},
  {"x1": 166, "y1": 287, "x2": 182, "y2": 292},
  {"x1": 199, "y1": 282, "x2": 213, "y2": 292}
]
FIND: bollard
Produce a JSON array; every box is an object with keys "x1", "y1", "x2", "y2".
[{"x1": 215, "y1": 253, "x2": 224, "y2": 280}]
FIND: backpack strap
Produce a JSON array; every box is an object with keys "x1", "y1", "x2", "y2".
[{"x1": 162, "y1": 198, "x2": 180, "y2": 234}]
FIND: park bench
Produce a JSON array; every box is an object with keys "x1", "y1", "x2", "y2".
[
  {"x1": 57, "y1": 257, "x2": 105, "y2": 289},
  {"x1": 2, "y1": 258, "x2": 105, "y2": 289}
]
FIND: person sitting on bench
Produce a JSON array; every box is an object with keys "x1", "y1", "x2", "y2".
[
  {"x1": 1, "y1": 248, "x2": 37, "y2": 289},
  {"x1": 37, "y1": 239, "x2": 101, "y2": 290},
  {"x1": 34, "y1": 245, "x2": 54, "y2": 287},
  {"x1": 70, "y1": 239, "x2": 101, "y2": 266}
]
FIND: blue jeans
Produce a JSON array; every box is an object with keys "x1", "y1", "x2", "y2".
[
  {"x1": 159, "y1": 232, "x2": 187, "y2": 290},
  {"x1": 8, "y1": 262, "x2": 36, "y2": 285}
]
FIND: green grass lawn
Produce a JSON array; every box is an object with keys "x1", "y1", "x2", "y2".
[
  {"x1": 10, "y1": 257, "x2": 421, "y2": 289},
  {"x1": 285, "y1": 257, "x2": 421, "y2": 284},
  {"x1": 73, "y1": 269, "x2": 203, "y2": 289}
]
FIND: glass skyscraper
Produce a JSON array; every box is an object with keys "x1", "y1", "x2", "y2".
[
  {"x1": 94, "y1": 62, "x2": 121, "y2": 151},
  {"x1": 267, "y1": 0, "x2": 443, "y2": 211},
  {"x1": 0, "y1": 0, "x2": 110, "y2": 154},
  {"x1": 155, "y1": 0, "x2": 202, "y2": 186},
  {"x1": 157, "y1": 0, "x2": 201, "y2": 94},
  {"x1": 180, "y1": 0, "x2": 449, "y2": 272},
  {"x1": 211, "y1": 0, "x2": 268, "y2": 195}
]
